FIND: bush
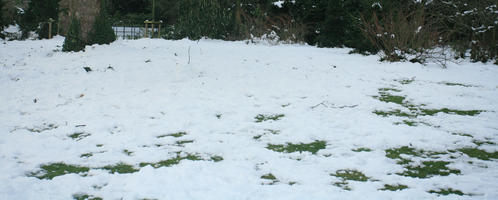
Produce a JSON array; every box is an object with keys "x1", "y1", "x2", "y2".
[
  {"x1": 0, "y1": 0, "x2": 5, "y2": 39},
  {"x1": 360, "y1": 2, "x2": 443, "y2": 64},
  {"x1": 62, "y1": 16, "x2": 85, "y2": 52},
  {"x1": 175, "y1": 0, "x2": 233, "y2": 40},
  {"x1": 88, "y1": 0, "x2": 116, "y2": 45}
]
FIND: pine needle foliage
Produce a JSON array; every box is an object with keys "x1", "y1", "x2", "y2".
[
  {"x1": 88, "y1": 0, "x2": 116, "y2": 45},
  {"x1": 62, "y1": 16, "x2": 85, "y2": 52}
]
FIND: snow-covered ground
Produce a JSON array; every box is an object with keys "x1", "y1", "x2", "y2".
[{"x1": 0, "y1": 37, "x2": 497, "y2": 200}]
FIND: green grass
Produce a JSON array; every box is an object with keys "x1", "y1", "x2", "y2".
[
  {"x1": 428, "y1": 188, "x2": 465, "y2": 196},
  {"x1": 261, "y1": 173, "x2": 278, "y2": 185},
  {"x1": 379, "y1": 184, "x2": 409, "y2": 191},
  {"x1": 139, "y1": 153, "x2": 206, "y2": 168},
  {"x1": 373, "y1": 110, "x2": 415, "y2": 118},
  {"x1": 68, "y1": 132, "x2": 91, "y2": 141},
  {"x1": 419, "y1": 108, "x2": 482, "y2": 116},
  {"x1": 210, "y1": 156, "x2": 224, "y2": 162},
  {"x1": 458, "y1": 148, "x2": 498, "y2": 161},
  {"x1": 176, "y1": 140, "x2": 194, "y2": 145},
  {"x1": 27, "y1": 123, "x2": 58, "y2": 133},
  {"x1": 374, "y1": 92, "x2": 406, "y2": 105},
  {"x1": 157, "y1": 132, "x2": 187, "y2": 138},
  {"x1": 30, "y1": 163, "x2": 90, "y2": 180},
  {"x1": 73, "y1": 194, "x2": 102, "y2": 200},
  {"x1": 267, "y1": 140, "x2": 326, "y2": 154},
  {"x1": 379, "y1": 88, "x2": 402, "y2": 92},
  {"x1": 80, "y1": 153, "x2": 93, "y2": 158},
  {"x1": 123, "y1": 149, "x2": 133, "y2": 156},
  {"x1": 439, "y1": 82, "x2": 475, "y2": 87},
  {"x1": 101, "y1": 162, "x2": 139, "y2": 174},
  {"x1": 396, "y1": 78, "x2": 415, "y2": 85},
  {"x1": 352, "y1": 148, "x2": 372, "y2": 152},
  {"x1": 331, "y1": 169, "x2": 372, "y2": 190},
  {"x1": 255, "y1": 114, "x2": 285, "y2": 123},
  {"x1": 398, "y1": 161, "x2": 461, "y2": 178}
]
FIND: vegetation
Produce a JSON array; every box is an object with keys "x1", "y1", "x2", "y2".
[
  {"x1": 62, "y1": 16, "x2": 85, "y2": 52},
  {"x1": 88, "y1": 0, "x2": 116, "y2": 45},
  {"x1": 19, "y1": 0, "x2": 60, "y2": 39},
  {"x1": 267, "y1": 141, "x2": 326, "y2": 154}
]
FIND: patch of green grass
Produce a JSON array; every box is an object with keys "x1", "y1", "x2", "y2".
[
  {"x1": 439, "y1": 82, "x2": 475, "y2": 87},
  {"x1": 261, "y1": 173, "x2": 279, "y2": 185},
  {"x1": 385, "y1": 146, "x2": 421, "y2": 164},
  {"x1": 352, "y1": 148, "x2": 372, "y2": 152},
  {"x1": 96, "y1": 144, "x2": 103, "y2": 147},
  {"x1": 373, "y1": 110, "x2": 415, "y2": 118},
  {"x1": 73, "y1": 193, "x2": 102, "y2": 200},
  {"x1": 419, "y1": 108, "x2": 482, "y2": 116},
  {"x1": 396, "y1": 78, "x2": 415, "y2": 85},
  {"x1": 331, "y1": 169, "x2": 372, "y2": 190},
  {"x1": 398, "y1": 161, "x2": 461, "y2": 178},
  {"x1": 27, "y1": 123, "x2": 58, "y2": 133},
  {"x1": 253, "y1": 135, "x2": 263, "y2": 140},
  {"x1": 176, "y1": 140, "x2": 194, "y2": 145},
  {"x1": 101, "y1": 162, "x2": 139, "y2": 174},
  {"x1": 458, "y1": 148, "x2": 498, "y2": 161},
  {"x1": 30, "y1": 163, "x2": 90, "y2": 180},
  {"x1": 267, "y1": 140, "x2": 326, "y2": 154},
  {"x1": 157, "y1": 132, "x2": 187, "y2": 138},
  {"x1": 428, "y1": 188, "x2": 465, "y2": 196},
  {"x1": 472, "y1": 140, "x2": 496, "y2": 146},
  {"x1": 380, "y1": 184, "x2": 408, "y2": 191},
  {"x1": 379, "y1": 88, "x2": 402, "y2": 92},
  {"x1": 139, "y1": 153, "x2": 204, "y2": 168},
  {"x1": 210, "y1": 156, "x2": 224, "y2": 162},
  {"x1": 68, "y1": 132, "x2": 91, "y2": 141},
  {"x1": 265, "y1": 129, "x2": 280, "y2": 135},
  {"x1": 123, "y1": 149, "x2": 133, "y2": 156},
  {"x1": 393, "y1": 120, "x2": 418, "y2": 126},
  {"x1": 374, "y1": 92, "x2": 406, "y2": 105},
  {"x1": 452, "y1": 132, "x2": 473, "y2": 138},
  {"x1": 80, "y1": 153, "x2": 93, "y2": 158},
  {"x1": 255, "y1": 114, "x2": 285, "y2": 123}
]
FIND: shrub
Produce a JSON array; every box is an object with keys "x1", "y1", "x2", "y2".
[
  {"x1": 88, "y1": 0, "x2": 116, "y2": 45},
  {"x1": 176, "y1": 0, "x2": 233, "y2": 40},
  {"x1": 360, "y1": 2, "x2": 442, "y2": 64},
  {"x1": 0, "y1": 0, "x2": 5, "y2": 39},
  {"x1": 62, "y1": 16, "x2": 85, "y2": 52}
]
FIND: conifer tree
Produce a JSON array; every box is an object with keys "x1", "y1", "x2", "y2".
[
  {"x1": 88, "y1": 0, "x2": 116, "y2": 45},
  {"x1": 62, "y1": 16, "x2": 85, "y2": 52}
]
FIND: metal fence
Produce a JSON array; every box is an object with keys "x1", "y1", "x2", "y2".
[{"x1": 112, "y1": 25, "x2": 162, "y2": 40}]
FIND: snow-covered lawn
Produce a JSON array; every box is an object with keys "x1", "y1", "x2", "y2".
[{"x1": 0, "y1": 37, "x2": 497, "y2": 200}]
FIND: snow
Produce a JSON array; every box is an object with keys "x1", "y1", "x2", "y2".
[{"x1": 0, "y1": 37, "x2": 497, "y2": 199}]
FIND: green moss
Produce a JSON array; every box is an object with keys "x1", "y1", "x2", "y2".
[
  {"x1": 73, "y1": 194, "x2": 103, "y2": 200},
  {"x1": 30, "y1": 163, "x2": 90, "y2": 180},
  {"x1": 398, "y1": 161, "x2": 461, "y2": 178},
  {"x1": 458, "y1": 148, "x2": 498, "y2": 161},
  {"x1": 379, "y1": 184, "x2": 409, "y2": 191},
  {"x1": 255, "y1": 114, "x2": 285, "y2": 123},
  {"x1": 267, "y1": 140, "x2": 326, "y2": 154},
  {"x1": 352, "y1": 148, "x2": 372, "y2": 152},
  {"x1": 101, "y1": 162, "x2": 139, "y2": 174},
  {"x1": 428, "y1": 188, "x2": 465, "y2": 196}
]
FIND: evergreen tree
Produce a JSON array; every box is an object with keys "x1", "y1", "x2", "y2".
[
  {"x1": 19, "y1": 0, "x2": 60, "y2": 39},
  {"x1": 62, "y1": 16, "x2": 85, "y2": 52},
  {"x1": 0, "y1": 0, "x2": 5, "y2": 39},
  {"x1": 176, "y1": 0, "x2": 233, "y2": 40},
  {"x1": 89, "y1": 0, "x2": 116, "y2": 45}
]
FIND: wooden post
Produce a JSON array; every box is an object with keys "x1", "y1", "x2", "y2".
[
  {"x1": 158, "y1": 20, "x2": 162, "y2": 37},
  {"x1": 151, "y1": 23, "x2": 155, "y2": 38},
  {"x1": 144, "y1": 22, "x2": 148, "y2": 38},
  {"x1": 48, "y1": 18, "x2": 53, "y2": 39}
]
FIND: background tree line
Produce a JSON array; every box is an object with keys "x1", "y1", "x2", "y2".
[{"x1": 1, "y1": 0, "x2": 496, "y2": 64}]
